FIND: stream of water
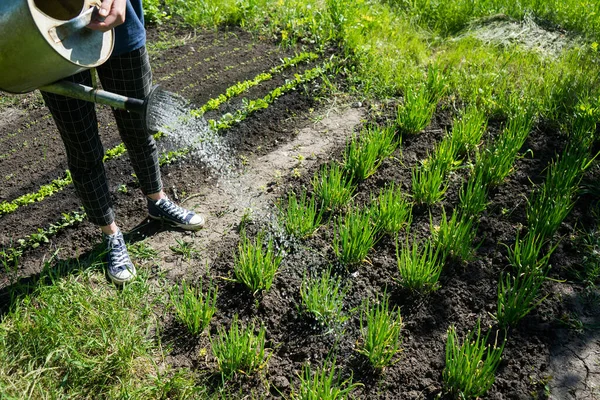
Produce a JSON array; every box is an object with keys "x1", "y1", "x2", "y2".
[{"x1": 146, "y1": 88, "x2": 237, "y2": 175}]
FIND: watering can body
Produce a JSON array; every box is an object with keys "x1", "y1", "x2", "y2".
[{"x1": 0, "y1": 0, "x2": 113, "y2": 94}]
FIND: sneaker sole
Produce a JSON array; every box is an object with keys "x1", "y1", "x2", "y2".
[
  {"x1": 149, "y1": 214, "x2": 205, "y2": 231},
  {"x1": 108, "y1": 272, "x2": 136, "y2": 285}
]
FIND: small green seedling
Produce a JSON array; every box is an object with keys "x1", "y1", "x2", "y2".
[
  {"x1": 233, "y1": 231, "x2": 282, "y2": 295},
  {"x1": 170, "y1": 280, "x2": 217, "y2": 335}
]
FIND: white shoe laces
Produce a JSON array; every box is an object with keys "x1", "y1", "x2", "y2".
[{"x1": 159, "y1": 200, "x2": 191, "y2": 222}]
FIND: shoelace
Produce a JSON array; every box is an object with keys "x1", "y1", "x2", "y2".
[
  {"x1": 159, "y1": 200, "x2": 190, "y2": 221},
  {"x1": 107, "y1": 235, "x2": 130, "y2": 270}
]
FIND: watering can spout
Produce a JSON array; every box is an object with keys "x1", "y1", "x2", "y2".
[{"x1": 40, "y1": 81, "x2": 161, "y2": 132}]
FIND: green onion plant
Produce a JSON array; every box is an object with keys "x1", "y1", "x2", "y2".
[
  {"x1": 443, "y1": 321, "x2": 505, "y2": 399},
  {"x1": 233, "y1": 231, "x2": 282, "y2": 295},
  {"x1": 170, "y1": 280, "x2": 217, "y2": 335},
  {"x1": 396, "y1": 84, "x2": 438, "y2": 135},
  {"x1": 432, "y1": 208, "x2": 478, "y2": 261},
  {"x1": 396, "y1": 236, "x2": 444, "y2": 293},
  {"x1": 292, "y1": 359, "x2": 361, "y2": 400},
  {"x1": 344, "y1": 125, "x2": 398, "y2": 182},
  {"x1": 280, "y1": 190, "x2": 323, "y2": 239},
  {"x1": 495, "y1": 272, "x2": 547, "y2": 329},
  {"x1": 333, "y1": 208, "x2": 379, "y2": 265},
  {"x1": 412, "y1": 158, "x2": 450, "y2": 205},
  {"x1": 300, "y1": 267, "x2": 348, "y2": 326},
  {"x1": 357, "y1": 294, "x2": 403, "y2": 370},
  {"x1": 211, "y1": 315, "x2": 269, "y2": 378},
  {"x1": 450, "y1": 106, "x2": 487, "y2": 156},
  {"x1": 458, "y1": 167, "x2": 488, "y2": 217},
  {"x1": 312, "y1": 163, "x2": 355, "y2": 212},
  {"x1": 371, "y1": 183, "x2": 412, "y2": 235}
]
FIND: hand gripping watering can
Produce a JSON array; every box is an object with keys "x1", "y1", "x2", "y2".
[{"x1": 0, "y1": 0, "x2": 162, "y2": 129}]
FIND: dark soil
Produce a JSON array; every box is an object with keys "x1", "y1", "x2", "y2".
[{"x1": 1, "y1": 24, "x2": 598, "y2": 400}]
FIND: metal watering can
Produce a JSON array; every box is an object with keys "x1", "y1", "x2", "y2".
[{"x1": 0, "y1": 0, "x2": 162, "y2": 127}]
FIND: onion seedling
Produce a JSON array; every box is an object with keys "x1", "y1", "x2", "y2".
[
  {"x1": 280, "y1": 190, "x2": 323, "y2": 239},
  {"x1": 333, "y1": 208, "x2": 379, "y2": 265},
  {"x1": 300, "y1": 267, "x2": 347, "y2": 326},
  {"x1": 233, "y1": 231, "x2": 282, "y2": 295},
  {"x1": 170, "y1": 280, "x2": 217, "y2": 336},
  {"x1": 396, "y1": 236, "x2": 444, "y2": 293}
]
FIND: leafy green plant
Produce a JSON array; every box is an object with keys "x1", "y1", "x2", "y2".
[
  {"x1": 371, "y1": 183, "x2": 412, "y2": 235},
  {"x1": 0, "y1": 171, "x2": 72, "y2": 216},
  {"x1": 280, "y1": 190, "x2": 323, "y2": 238},
  {"x1": 357, "y1": 294, "x2": 403, "y2": 370},
  {"x1": 210, "y1": 315, "x2": 269, "y2": 378},
  {"x1": 496, "y1": 272, "x2": 548, "y2": 329},
  {"x1": 443, "y1": 321, "x2": 505, "y2": 399},
  {"x1": 292, "y1": 359, "x2": 361, "y2": 400},
  {"x1": 312, "y1": 163, "x2": 355, "y2": 212},
  {"x1": 233, "y1": 231, "x2": 282, "y2": 295},
  {"x1": 396, "y1": 236, "x2": 444, "y2": 293},
  {"x1": 343, "y1": 125, "x2": 398, "y2": 181},
  {"x1": 170, "y1": 238, "x2": 199, "y2": 260},
  {"x1": 333, "y1": 208, "x2": 379, "y2": 265},
  {"x1": 170, "y1": 280, "x2": 217, "y2": 335},
  {"x1": 431, "y1": 208, "x2": 478, "y2": 261},
  {"x1": 300, "y1": 268, "x2": 347, "y2": 326}
]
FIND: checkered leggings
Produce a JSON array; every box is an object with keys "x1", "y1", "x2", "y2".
[{"x1": 42, "y1": 47, "x2": 162, "y2": 226}]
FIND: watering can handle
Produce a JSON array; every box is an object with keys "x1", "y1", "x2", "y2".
[{"x1": 48, "y1": 6, "x2": 103, "y2": 43}]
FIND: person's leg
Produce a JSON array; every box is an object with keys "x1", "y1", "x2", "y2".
[
  {"x1": 97, "y1": 46, "x2": 204, "y2": 230},
  {"x1": 41, "y1": 71, "x2": 136, "y2": 284}
]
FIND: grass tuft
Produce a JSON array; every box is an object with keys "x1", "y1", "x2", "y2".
[
  {"x1": 495, "y1": 272, "x2": 547, "y2": 329},
  {"x1": 343, "y1": 125, "x2": 398, "y2": 182},
  {"x1": 431, "y1": 208, "x2": 478, "y2": 261}
]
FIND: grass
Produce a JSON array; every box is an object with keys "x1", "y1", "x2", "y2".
[
  {"x1": 312, "y1": 163, "x2": 355, "y2": 212},
  {"x1": 357, "y1": 294, "x2": 403, "y2": 370},
  {"x1": 280, "y1": 190, "x2": 324, "y2": 239},
  {"x1": 300, "y1": 267, "x2": 348, "y2": 326},
  {"x1": 170, "y1": 238, "x2": 200, "y2": 260},
  {"x1": 496, "y1": 272, "x2": 548, "y2": 329},
  {"x1": 371, "y1": 183, "x2": 412, "y2": 235},
  {"x1": 210, "y1": 315, "x2": 269, "y2": 378},
  {"x1": 333, "y1": 208, "x2": 379, "y2": 265},
  {"x1": 396, "y1": 236, "x2": 444, "y2": 293},
  {"x1": 291, "y1": 359, "x2": 361, "y2": 400},
  {"x1": 233, "y1": 231, "x2": 282, "y2": 295},
  {"x1": 443, "y1": 321, "x2": 506, "y2": 399},
  {"x1": 0, "y1": 267, "x2": 181, "y2": 398},
  {"x1": 170, "y1": 280, "x2": 217, "y2": 335}
]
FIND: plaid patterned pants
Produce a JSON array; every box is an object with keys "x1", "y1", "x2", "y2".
[{"x1": 42, "y1": 47, "x2": 162, "y2": 226}]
